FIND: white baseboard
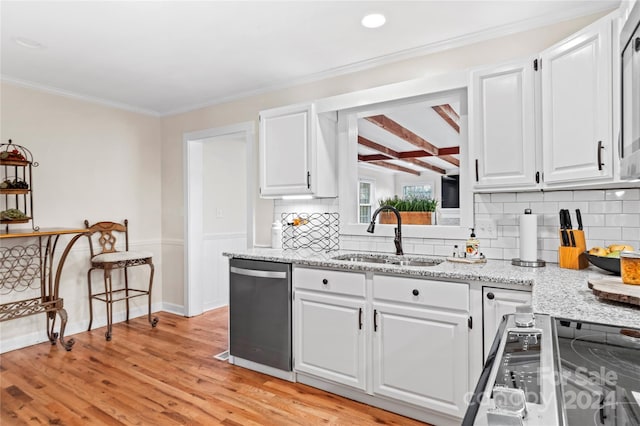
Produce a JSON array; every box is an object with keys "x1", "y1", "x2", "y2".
[
  {"x1": 161, "y1": 302, "x2": 185, "y2": 316},
  {"x1": 0, "y1": 302, "x2": 163, "y2": 354}
]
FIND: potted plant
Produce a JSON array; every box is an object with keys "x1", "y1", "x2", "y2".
[{"x1": 377, "y1": 195, "x2": 438, "y2": 225}]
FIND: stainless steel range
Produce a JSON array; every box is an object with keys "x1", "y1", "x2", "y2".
[{"x1": 464, "y1": 308, "x2": 640, "y2": 425}]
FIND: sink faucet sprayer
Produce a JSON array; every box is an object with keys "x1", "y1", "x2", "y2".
[{"x1": 367, "y1": 205, "x2": 403, "y2": 255}]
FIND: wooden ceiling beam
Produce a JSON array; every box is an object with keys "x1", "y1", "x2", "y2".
[
  {"x1": 439, "y1": 155, "x2": 460, "y2": 167},
  {"x1": 369, "y1": 161, "x2": 421, "y2": 176},
  {"x1": 397, "y1": 150, "x2": 430, "y2": 159},
  {"x1": 358, "y1": 154, "x2": 392, "y2": 162},
  {"x1": 438, "y1": 147, "x2": 460, "y2": 155},
  {"x1": 358, "y1": 136, "x2": 401, "y2": 158},
  {"x1": 358, "y1": 135, "x2": 448, "y2": 174},
  {"x1": 403, "y1": 158, "x2": 446, "y2": 175},
  {"x1": 365, "y1": 115, "x2": 439, "y2": 156},
  {"x1": 432, "y1": 104, "x2": 460, "y2": 133}
]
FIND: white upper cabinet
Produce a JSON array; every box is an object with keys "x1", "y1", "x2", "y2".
[
  {"x1": 469, "y1": 58, "x2": 538, "y2": 189},
  {"x1": 259, "y1": 103, "x2": 337, "y2": 198},
  {"x1": 541, "y1": 17, "x2": 613, "y2": 184},
  {"x1": 469, "y1": 14, "x2": 614, "y2": 191}
]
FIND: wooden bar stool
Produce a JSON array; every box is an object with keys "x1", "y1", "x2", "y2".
[{"x1": 84, "y1": 219, "x2": 158, "y2": 341}]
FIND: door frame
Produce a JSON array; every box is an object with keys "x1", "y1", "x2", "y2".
[{"x1": 183, "y1": 122, "x2": 255, "y2": 317}]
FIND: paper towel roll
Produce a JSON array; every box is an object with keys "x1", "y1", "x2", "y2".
[{"x1": 519, "y1": 210, "x2": 538, "y2": 262}]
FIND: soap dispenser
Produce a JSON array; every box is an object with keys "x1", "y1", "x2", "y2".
[{"x1": 466, "y1": 228, "x2": 480, "y2": 258}]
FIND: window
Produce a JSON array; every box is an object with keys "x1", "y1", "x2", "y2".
[
  {"x1": 358, "y1": 180, "x2": 374, "y2": 223},
  {"x1": 402, "y1": 184, "x2": 433, "y2": 199}
]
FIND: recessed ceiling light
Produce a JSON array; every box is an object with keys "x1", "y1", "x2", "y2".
[
  {"x1": 14, "y1": 37, "x2": 44, "y2": 49},
  {"x1": 361, "y1": 13, "x2": 386, "y2": 29}
]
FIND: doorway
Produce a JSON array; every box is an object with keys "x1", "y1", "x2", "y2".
[{"x1": 184, "y1": 122, "x2": 255, "y2": 317}]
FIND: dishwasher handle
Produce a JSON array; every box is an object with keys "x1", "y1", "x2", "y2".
[{"x1": 230, "y1": 266, "x2": 288, "y2": 279}]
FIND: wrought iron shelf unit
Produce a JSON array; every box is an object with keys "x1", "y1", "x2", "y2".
[{"x1": 0, "y1": 139, "x2": 38, "y2": 232}]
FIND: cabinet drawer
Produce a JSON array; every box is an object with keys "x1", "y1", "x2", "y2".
[
  {"x1": 293, "y1": 267, "x2": 365, "y2": 297},
  {"x1": 373, "y1": 275, "x2": 468, "y2": 311}
]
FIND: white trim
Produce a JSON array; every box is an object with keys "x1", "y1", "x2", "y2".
[
  {"x1": 161, "y1": 302, "x2": 185, "y2": 316},
  {"x1": 160, "y1": 3, "x2": 615, "y2": 117},
  {"x1": 1, "y1": 76, "x2": 160, "y2": 117},
  {"x1": 162, "y1": 239, "x2": 184, "y2": 247},
  {"x1": 203, "y1": 232, "x2": 247, "y2": 241},
  {"x1": 0, "y1": 302, "x2": 163, "y2": 354},
  {"x1": 183, "y1": 122, "x2": 255, "y2": 317}
]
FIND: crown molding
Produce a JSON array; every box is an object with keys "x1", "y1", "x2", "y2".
[
  {"x1": 0, "y1": 76, "x2": 161, "y2": 117},
  {"x1": 2, "y1": 2, "x2": 618, "y2": 118}
]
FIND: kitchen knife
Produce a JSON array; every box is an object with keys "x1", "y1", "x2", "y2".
[
  {"x1": 562, "y1": 209, "x2": 576, "y2": 246},
  {"x1": 561, "y1": 229, "x2": 570, "y2": 246},
  {"x1": 563, "y1": 209, "x2": 573, "y2": 230},
  {"x1": 559, "y1": 210, "x2": 570, "y2": 246},
  {"x1": 576, "y1": 209, "x2": 583, "y2": 230}
]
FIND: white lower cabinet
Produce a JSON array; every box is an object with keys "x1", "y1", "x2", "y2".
[
  {"x1": 372, "y1": 275, "x2": 470, "y2": 419},
  {"x1": 294, "y1": 290, "x2": 366, "y2": 390},
  {"x1": 482, "y1": 286, "x2": 532, "y2": 361},
  {"x1": 293, "y1": 267, "x2": 367, "y2": 390},
  {"x1": 293, "y1": 266, "x2": 471, "y2": 423}
]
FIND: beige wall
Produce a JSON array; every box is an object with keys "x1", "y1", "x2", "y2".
[
  {"x1": 159, "y1": 12, "x2": 605, "y2": 307},
  {"x1": 0, "y1": 83, "x2": 162, "y2": 352},
  {"x1": 0, "y1": 11, "x2": 607, "y2": 339}
]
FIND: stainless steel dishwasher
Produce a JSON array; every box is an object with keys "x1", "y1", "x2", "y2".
[{"x1": 228, "y1": 258, "x2": 293, "y2": 380}]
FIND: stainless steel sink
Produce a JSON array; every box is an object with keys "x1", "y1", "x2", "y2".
[
  {"x1": 332, "y1": 255, "x2": 389, "y2": 264},
  {"x1": 386, "y1": 259, "x2": 440, "y2": 267},
  {"x1": 332, "y1": 254, "x2": 440, "y2": 267}
]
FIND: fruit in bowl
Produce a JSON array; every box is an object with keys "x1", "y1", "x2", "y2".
[{"x1": 586, "y1": 244, "x2": 635, "y2": 275}]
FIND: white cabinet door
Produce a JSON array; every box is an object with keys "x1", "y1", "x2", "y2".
[
  {"x1": 259, "y1": 104, "x2": 313, "y2": 196},
  {"x1": 372, "y1": 302, "x2": 469, "y2": 418},
  {"x1": 469, "y1": 58, "x2": 538, "y2": 189},
  {"x1": 294, "y1": 290, "x2": 366, "y2": 390},
  {"x1": 541, "y1": 18, "x2": 612, "y2": 184},
  {"x1": 482, "y1": 287, "x2": 532, "y2": 361}
]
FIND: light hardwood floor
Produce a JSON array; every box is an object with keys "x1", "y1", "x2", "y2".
[{"x1": 1, "y1": 308, "x2": 430, "y2": 425}]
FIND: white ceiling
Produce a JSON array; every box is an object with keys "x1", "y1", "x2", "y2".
[{"x1": 1, "y1": 1, "x2": 620, "y2": 116}]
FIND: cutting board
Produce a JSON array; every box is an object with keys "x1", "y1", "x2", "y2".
[{"x1": 587, "y1": 277, "x2": 640, "y2": 306}]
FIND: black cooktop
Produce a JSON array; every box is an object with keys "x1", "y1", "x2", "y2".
[{"x1": 555, "y1": 319, "x2": 640, "y2": 426}]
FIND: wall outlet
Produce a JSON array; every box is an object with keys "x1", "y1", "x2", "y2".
[{"x1": 475, "y1": 218, "x2": 497, "y2": 239}]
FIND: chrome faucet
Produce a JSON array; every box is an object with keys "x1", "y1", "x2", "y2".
[{"x1": 367, "y1": 205, "x2": 403, "y2": 255}]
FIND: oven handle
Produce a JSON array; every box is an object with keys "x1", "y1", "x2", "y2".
[{"x1": 230, "y1": 267, "x2": 287, "y2": 279}]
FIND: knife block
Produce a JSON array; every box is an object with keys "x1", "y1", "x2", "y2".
[{"x1": 558, "y1": 229, "x2": 588, "y2": 269}]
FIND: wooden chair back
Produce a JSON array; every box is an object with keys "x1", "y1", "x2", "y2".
[{"x1": 84, "y1": 219, "x2": 130, "y2": 258}]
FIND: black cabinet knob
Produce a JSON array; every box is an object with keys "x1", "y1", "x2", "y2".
[
  {"x1": 322, "y1": 279, "x2": 328, "y2": 285},
  {"x1": 487, "y1": 292, "x2": 495, "y2": 300},
  {"x1": 412, "y1": 289, "x2": 419, "y2": 296}
]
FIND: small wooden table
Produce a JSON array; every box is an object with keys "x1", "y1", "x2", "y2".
[{"x1": 0, "y1": 228, "x2": 87, "y2": 351}]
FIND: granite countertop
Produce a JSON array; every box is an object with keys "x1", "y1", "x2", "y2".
[{"x1": 224, "y1": 249, "x2": 640, "y2": 329}]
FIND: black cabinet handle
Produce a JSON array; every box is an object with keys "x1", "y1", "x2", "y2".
[
  {"x1": 487, "y1": 292, "x2": 495, "y2": 300},
  {"x1": 322, "y1": 278, "x2": 328, "y2": 285},
  {"x1": 635, "y1": 37, "x2": 640, "y2": 52},
  {"x1": 373, "y1": 309, "x2": 378, "y2": 332},
  {"x1": 475, "y1": 159, "x2": 479, "y2": 182},
  {"x1": 599, "y1": 395, "x2": 607, "y2": 424},
  {"x1": 358, "y1": 308, "x2": 362, "y2": 330},
  {"x1": 535, "y1": 171, "x2": 540, "y2": 184},
  {"x1": 597, "y1": 141, "x2": 604, "y2": 171},
  {"x1": 306, "y1": 171, "x2": 311, "y2": 189},
  {"x1": 412, "y1": 289, "x2": 419, "y2": 296}
]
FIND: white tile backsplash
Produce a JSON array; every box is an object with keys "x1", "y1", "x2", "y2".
[{"x1": 274, "y1": 189, "x2": 640, "y2": 263}]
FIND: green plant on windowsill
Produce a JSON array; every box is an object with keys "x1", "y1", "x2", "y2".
[{"x1": 378, "y1": 195, "x2": 438, "y2": 212}]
